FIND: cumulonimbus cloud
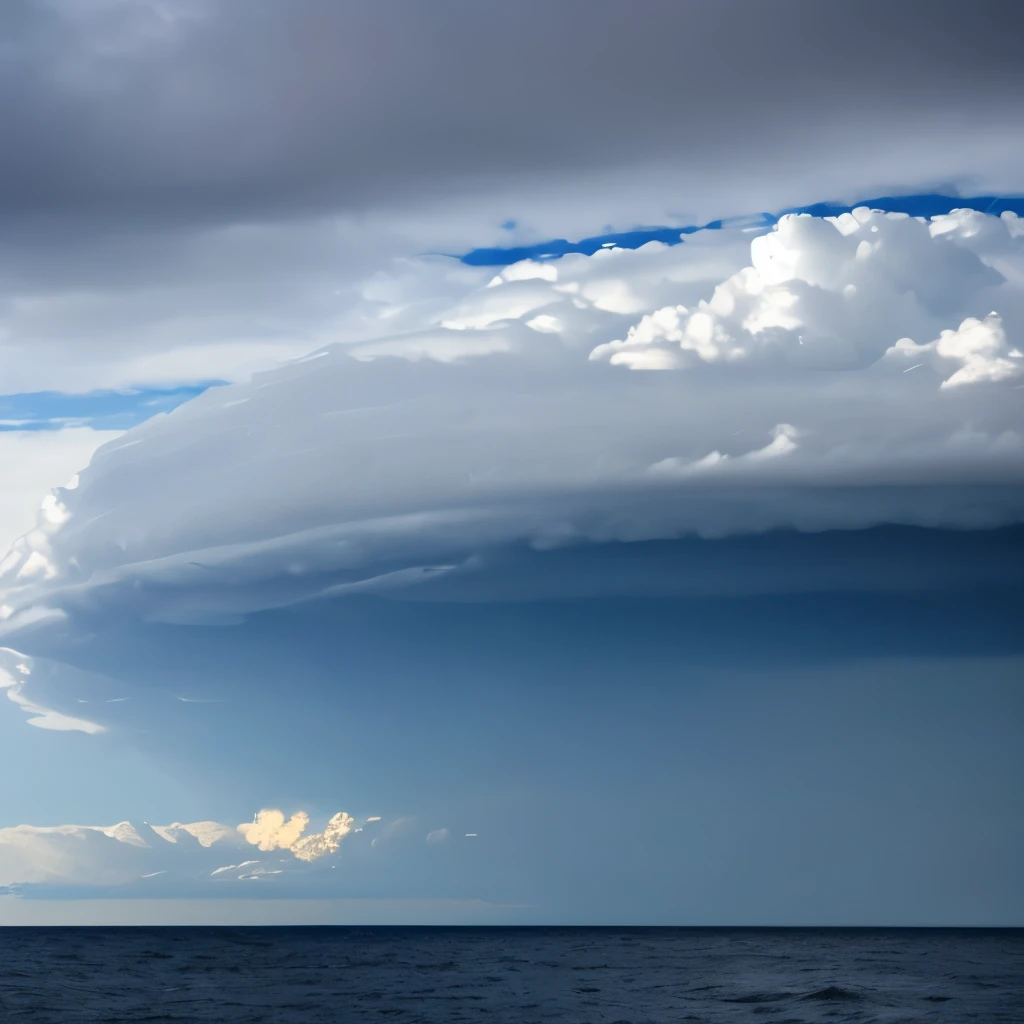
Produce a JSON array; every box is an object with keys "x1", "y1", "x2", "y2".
[{"x1": 0, "y1": 209, "x2": 1021, "y2": 633}]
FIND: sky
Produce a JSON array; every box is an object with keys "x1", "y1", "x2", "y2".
[{"x1": 0, "y1": 0, "x2": 1022, "y2": 926}]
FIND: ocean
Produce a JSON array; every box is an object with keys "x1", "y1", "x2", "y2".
[{"x1": 0, "y1": 927, "x2": 1021, "y2": 1022}]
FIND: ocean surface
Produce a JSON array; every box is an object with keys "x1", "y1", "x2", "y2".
[{"x1": 0, "y1": 927, "x2": 1021, "y2": 1023}]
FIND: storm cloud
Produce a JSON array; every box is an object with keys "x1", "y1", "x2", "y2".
[
  {"x1": 2, "y1": 0, "x2": 1024, "y2": 926},
  {"x1": 3, "y1": 0, "x2": 1023, "y2": 397},
  {"x1": 3, "y1": 0, "x2": 1023, "y2": 225}
]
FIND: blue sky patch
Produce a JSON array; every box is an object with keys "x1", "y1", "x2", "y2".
[
  {"x1": 0, "y1": 383, "x2": 225, "y2": 432},
  {"x1": 459, "y1": 193, "x2": 1024, "y2": 266}
]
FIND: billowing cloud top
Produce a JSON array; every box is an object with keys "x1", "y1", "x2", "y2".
[
  {"x1": 1, "y1": 209, "x2": 1022, "y2": 631},
  {"x1": 237, "y1": 809, "x2": 355, "y2": 862}
]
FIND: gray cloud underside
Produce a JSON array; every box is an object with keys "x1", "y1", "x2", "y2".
[{"x1": 3, "y1": 0, "x2": 1023, "y2": 225}]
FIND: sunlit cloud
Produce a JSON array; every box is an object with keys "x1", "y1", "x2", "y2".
[
  {"x1": 1, "y1": 808, "x2": 368, "y2": 890},
  {"x1": 237, "y1": 810, "x2": 310, "y2": 853}
]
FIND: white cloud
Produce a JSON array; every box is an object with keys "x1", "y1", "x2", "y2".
[
  {"x1": 0, "y1": 824, "x2": 143, "y2": 887},
  {"x1": 885, "y1": 313, "x2": 1024, "y2": 388},
  {"x1": 589, "y1": 208, "x2": 1012, "y2": 373},
  {"x1": 426, "y1": 828, "x2": 450, "y2": 845},
  {"x1": 150, "y1": 821, "x2": 235, "y2": 847},
  {"x1": 0, "y1": 808, "x2": 363, "y2": 889},
  {"x1": 100, "y1": 822, "x2": 149, "y2": 847},
  {"x1": 0, "y1": 210, "x2": 1021, "y2": 630},
  {"x1": 0, "y1": 647, "x2": 104, "y2": 734},
  {"x1": 0, "y1": 819, "x2": 202, "y2": 887},
  {"x1": 237, "y1": 809, "x2": 310, "y2": 852},
  {"x1": 291, "y1": 812, "x2": 356, "y2": 862},
  {"x1": 211, "y1": 860, "x2": 260, "y2": 877},
  {"x1": 649, "y1": 424, "x2": 801, "y2": 477},
  {"x1": 235, "y1": 808, "x2": 357, "y2": 862},
  {"x1": 0, "y1": 429, "x2": 121, "y2": 558}
]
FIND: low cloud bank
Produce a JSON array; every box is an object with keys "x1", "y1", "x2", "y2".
[{"x1": 0, "y1": 808, "x2": 382, "y2": 893}]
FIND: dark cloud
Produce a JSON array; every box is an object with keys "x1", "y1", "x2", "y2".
[
  {"x1": 3, "y1": 1, "x2": 1024, "y2": 926},
  {"x1": 2, "y1": 0, "x2": 1022, "y2": 226}
]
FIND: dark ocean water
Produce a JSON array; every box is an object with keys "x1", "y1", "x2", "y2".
[{"x1": 0, "y1": 927, "x2": 1021, "y2": 1023}]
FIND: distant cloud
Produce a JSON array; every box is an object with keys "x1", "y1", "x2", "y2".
[
  {"x1": 211, "y1": 861, "x2": 259, "y2": 877},
  {"x1": 150, "y1": 821, "x2": 235, "y2": 848},
  {"x1": 237, "y1": 864, "x2": 283, "y2": 882},
  {"x1": 291, "y1": 813, "x2": 355, "y2": 862},
  {"x1": 0, "y1": 822, "x2": 151, "y2": 887},
  {"x1": 1, "y1": 807, "x2": 365, "y2": 890},
  {"x1": 426, "y1": 829, "x2": 450, "y2": 845},
  {"x1": 226, "y1": 807, "x2": 357, "y2": 861},
  {"x1": 0, "y1": 647, "x2": 103, "y2": 734},
  {"x1": 237, "y1": 809, "x2": 310, "y2": 853}
]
